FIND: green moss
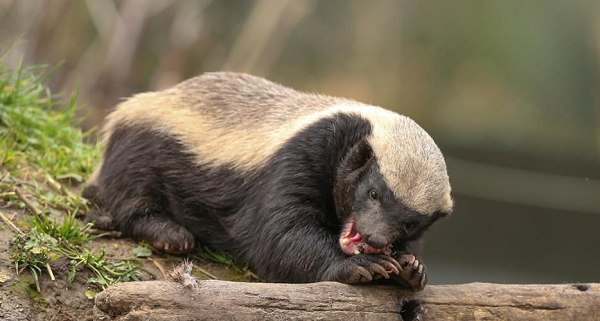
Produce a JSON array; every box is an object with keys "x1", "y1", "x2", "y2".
[{"x1": 10, "y1": 274, "x2": 48, "y2": 308}]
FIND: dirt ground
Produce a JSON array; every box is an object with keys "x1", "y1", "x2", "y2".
[{"x1": 0, "y1": 207, "x2": 248, "y2": 321}]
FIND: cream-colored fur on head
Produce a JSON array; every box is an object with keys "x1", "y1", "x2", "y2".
[
  {"x1": 364, "y1": 111, "x2": 453, "y2": 215},
  {"x1": 98, "y1": 72, "x2": 452, "y2": 215}
]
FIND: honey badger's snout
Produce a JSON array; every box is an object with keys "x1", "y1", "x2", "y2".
[
  {"x1": 358, "y1": 222, "x2": 397, "y2": 250},
  {"x1": 363, "y1": 234, "x2": 389, "y2": 249},
  {"x1": 355, "y1": 215, "x2": 398, "y2": 250}
]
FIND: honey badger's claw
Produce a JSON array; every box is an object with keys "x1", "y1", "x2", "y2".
[
  {"x1": 132, "y1": 216, "x2": 195, "y2": 254},
  {"x1": 396, "y1": 253, "x2": 427, "y2": 291},
  {"x1": 84, "y1": 209, "x2": 115, "y2": 230},
  {"x1": 355, "y1": 266, "x2": 372, "y2": 283},
  {"x1": 379, "y1": 255, "x2": 402, "y2": 274},
  {"x1": 419, "y1": 272, "x2": 427, "y2": 288},
  {"x1": 326, "y1": 254, "x2": 401, "y2": 284},
  {"x1": 370, "y1": 263, "x2": 389, "y2": 279}
]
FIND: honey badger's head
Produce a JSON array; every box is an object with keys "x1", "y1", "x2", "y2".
[{"x1": 334, "y1": 114, "x2": 453, "y2": 256}]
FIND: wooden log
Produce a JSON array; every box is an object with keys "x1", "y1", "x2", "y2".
[{"x1": 93, "y1": 280, "x2": 599, "y2": 320}]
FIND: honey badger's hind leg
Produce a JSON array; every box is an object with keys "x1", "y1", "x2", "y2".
[
  {"x1": 84, "y1": 185, "x2": 195, "y2": 253},
  {"x1": 87, "y1": 125, "x2": 196, "y2": 254},
  {"x1": 128, "y1": 215, "x2": 195, "y2": 254},
  {"x1": 106, "y1": 193, "x2": 196, "y2": 254},
  {"x1": 85, "y1": 209, "x2": 115, "y2": 230}
]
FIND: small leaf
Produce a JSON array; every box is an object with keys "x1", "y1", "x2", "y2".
[
  {"x1": 56, "y1": 173, "x2": 83, "y2": 182},
  {"x1": 47, "y1": 251, "x2": 60, "y2": 261},
  {"x1": 84, "y1": 289, "x2": 97, "y2": 300},
  {"x1": 132, "y1": 246, "x2": 152, "y2": 258},
  {"x1": 67, "y1": 264, "x2": 77, "y2": 286},
  {"x1": 14, "y1": 221, "x2": 29, "y2": 230},
  {"x1": 87, "y1": 277, "x2": 111, "y2": 288}
]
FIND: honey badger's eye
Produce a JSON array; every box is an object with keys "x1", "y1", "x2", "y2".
[
  {"x1": 368, "y1": 189, "x2": 378, "y2": 200},
  {"x1": 404, "y1": 222, "x2": 418, "y2": 230}
]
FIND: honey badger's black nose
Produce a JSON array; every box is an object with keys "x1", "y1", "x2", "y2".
[{"x1": 364, "y1": 234, "x2": 387, "y2": 249}]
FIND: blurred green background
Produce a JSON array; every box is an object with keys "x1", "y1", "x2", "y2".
[{"x1": 1, "y1": 0, "x2": 598, "y2": 284}]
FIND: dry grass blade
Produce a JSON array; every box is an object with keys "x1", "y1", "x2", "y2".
[
  {"x1": 193, "y1": 263, "x2": 218, "y2": 280},
  {"x1": 0, "y1": 210, "x2": 24, "y2": 235},
  {"x1": 88, "y1": 228, "x2": 122, "y2": 238},
  {"x1": 148, "y1": 257, "x2": 167, "y2": 279},
  {"x1": 46, "y1": 175, "x2": 78, "y2": 201},
  {"x1": 46, "y1": 263, "x2": 55, "y2": 281}
]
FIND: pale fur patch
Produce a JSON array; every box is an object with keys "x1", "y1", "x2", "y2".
[
  {"x1": 86, "y1": 159, "x2": 103, "y2": 186},
  {"x1": 364, "y1": 110, "x2": 453, "y2": 215},
  {"x1": 98, "y1": 73, "x2": 452, "y2": 215}
]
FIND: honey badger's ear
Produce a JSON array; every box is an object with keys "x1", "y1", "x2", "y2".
[{"x1": 340, "y1": 138, "x2": 373, "y2": 173}]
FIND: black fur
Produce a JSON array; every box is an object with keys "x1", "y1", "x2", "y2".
[{"x1": 85, "y1": 113, "x2": 442, "y2": 284}]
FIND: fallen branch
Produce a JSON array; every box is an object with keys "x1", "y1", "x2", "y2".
[
  {"x1": 13, "y1": 186, "x2": 45, "y2": 219},
  {"x1": 94, "y1": 280, "x2": 599, "y2": 320}
]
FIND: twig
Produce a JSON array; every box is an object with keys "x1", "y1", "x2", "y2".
[
  {"x1": 46, "y1": 175, "x2": 90, "y2": 212},
  {"x1": 245, "y1": 271, "x2": 261, "y2": 281},
  {"x1": 148, "y1": 257, "x2": 167, "y2": 279},
  {"x1": 105, "y1": 257, "x2": 180, "y2": 262},
  {"x1": 0, "y1": 210, "x2": 25, "y2": 235},
  {"x1": 193, "y1": 263, "x2": 218, "y2": 280},
  {"x1": 46, "y1": 263, "x2": 55, "y2": 281},
  {"x1": 13, "y1": 186, "x2": 45, "y2": 219},
  {"x1": 89, "y1": 228, "x2": 122, "y2": 238},
  {"x1": 46, "y1": 175, "x2": 80, "y2": 201}
]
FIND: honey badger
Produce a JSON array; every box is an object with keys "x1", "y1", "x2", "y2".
[{"x1": 84, "y1": 72, "x2": 453, "y2": 289}]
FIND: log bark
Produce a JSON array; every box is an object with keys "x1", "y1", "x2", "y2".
[{"x1": 93, "y1": 280, "x2": 599, "y2": 320}]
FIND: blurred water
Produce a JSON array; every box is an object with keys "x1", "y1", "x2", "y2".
[{"x1": 425, "y1": 195, "x2": 600, "y2": 284}]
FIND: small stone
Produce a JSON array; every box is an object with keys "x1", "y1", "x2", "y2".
[{"x1": 0, "y1": 268, "x2": 11, "y2": 284}]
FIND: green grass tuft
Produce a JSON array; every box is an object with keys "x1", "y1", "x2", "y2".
[
  {"x1": 0, "y1": 47, "x2": 141, "y2": 293},
  {"x1": 194, "y1": 245, "x2": 250, "y2": 275},
  {"x1": 11, "y1": 215, "x2": 142, "y2": 291},
  {"x1": 0, "y1": 55, "x2": 99, "y2": 181}
]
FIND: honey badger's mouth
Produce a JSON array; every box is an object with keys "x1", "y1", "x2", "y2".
[{"x1": 339, "y1": 218, "x2": 393, "y2": 256}]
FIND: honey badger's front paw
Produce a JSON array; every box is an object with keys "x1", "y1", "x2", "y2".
[
  {"x1": 326, "y1": 254, "x2": 401, "y2": 284},
  {"x1": 395, "y1": 254, "x2": 427, "y2": 290}
]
